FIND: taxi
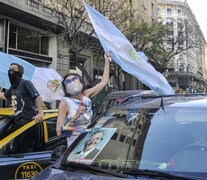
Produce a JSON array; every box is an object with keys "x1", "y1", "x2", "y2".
[{"x1": 0, "y1": 108, "x2": 67, "y2": 180}]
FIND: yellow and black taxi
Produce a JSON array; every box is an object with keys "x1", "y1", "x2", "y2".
[{"x1": 0, "y1": 108, "x2": 67, "y2": 180}]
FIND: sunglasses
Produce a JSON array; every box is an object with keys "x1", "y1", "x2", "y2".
[{"x1": 64, "y1": 76, "x2": 78, "y2": 85}]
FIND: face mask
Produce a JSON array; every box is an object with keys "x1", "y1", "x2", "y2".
[
  {"x1": 66, "y1": 81, "x2": 83, "y2": 95},
  {"x1": 8, "y1": 70, "x2": 22, "y2": 89}
]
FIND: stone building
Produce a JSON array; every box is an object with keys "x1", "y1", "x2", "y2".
[
  {"x1": 158, "y1": 0, "x2": 207, "y2": 93},
  {"x1": 130, "y1": 0, "x2": 158, "y2": 23},
  {"x1": 0, "y1": 0, "x2": 62, "y2": 68},
  {"x1": 0, "y1": 0, "x2": 66, "y2": 107}
]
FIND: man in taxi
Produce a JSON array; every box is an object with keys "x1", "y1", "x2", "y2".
[{"x1": 0, "y1": 63, "x2": 43, "y2": 153}]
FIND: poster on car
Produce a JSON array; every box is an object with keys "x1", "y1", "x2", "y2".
[{"x1": 67, "y1": 128, "x2": 117, "y2": 164}]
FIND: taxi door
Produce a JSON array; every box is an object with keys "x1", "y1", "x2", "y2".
[
  {"x1": 42, "y1": 113, "x2": 67, "y2": 151},
  {"x1": 0, "y1": 120, "x2": 53, "y2": 179}
]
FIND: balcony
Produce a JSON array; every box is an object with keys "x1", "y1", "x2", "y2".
[{"x1": 166, "y1": 71, "x2": 206, "y2": 82}]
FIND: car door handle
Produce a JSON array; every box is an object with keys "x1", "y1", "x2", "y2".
[{"x1": 8, "y1": 154, "x2": 24, "y2": 158}]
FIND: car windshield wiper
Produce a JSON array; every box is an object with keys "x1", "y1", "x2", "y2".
[
  {"x1": 62, "y1": 162, "x2": 130, "y2": 178},
  {"x1": 122, "y1": 169, "x2": 195, "y2": 180}
]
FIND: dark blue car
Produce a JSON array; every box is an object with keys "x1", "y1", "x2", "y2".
[{"x1": 32, "y1": 94, "x2": 207, "y2": 180}]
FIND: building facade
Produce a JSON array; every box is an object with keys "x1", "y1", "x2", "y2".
[
  {"x1": 131, "y1": 0, "x2": 158, "y2": 24},
  {"x1": 0, "y1": 0, "x2": 63, "y2": 68},
  {"x1": 158, "y1": 0, "x2": 207, "y2": 93},
  {"x1": 0, "y1": 0, "x2": 65, "y2": 107}
]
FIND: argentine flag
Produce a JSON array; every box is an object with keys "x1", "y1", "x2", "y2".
[
  {"x1": 84, "y1": 2, "x2": 174, "y2": 95},
  {"x1": 0, "y1": 52, "x2": 64, "y2": 102}
]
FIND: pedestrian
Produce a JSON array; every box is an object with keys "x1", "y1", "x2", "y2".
[
  {"x1": 0, "y1": 63, "x2": 43, "y2": 153},
  {"x1": 56, "y1": 51, "x2": 111, "y2": 146}
]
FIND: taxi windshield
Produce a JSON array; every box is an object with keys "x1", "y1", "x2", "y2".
[{"x1": 64, "y1": 106, "x2": 207, "y2": 174}]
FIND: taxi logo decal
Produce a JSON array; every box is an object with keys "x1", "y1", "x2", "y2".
[{"x1": 15, "y1": 162, "x2": 42, "y2": 179}]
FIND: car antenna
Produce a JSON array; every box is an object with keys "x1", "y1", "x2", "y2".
[{"x1": 160, "y1": 96, "x2": 164, "y2": 110}]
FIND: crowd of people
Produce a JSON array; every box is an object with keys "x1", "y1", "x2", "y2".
[{"x1": 0, "y1": 51, "x2": 111, "y2": 151}]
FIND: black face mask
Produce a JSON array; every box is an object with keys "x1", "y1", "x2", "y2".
[{"x1": 8, "y1": 70, "x2": 22, "y2": 89}]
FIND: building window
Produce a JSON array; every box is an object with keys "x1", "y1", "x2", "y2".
[
  {"x1": 158, "y1": 8, "x2": 161, "y2": 13},
  {"x1": 166, "y1": 17, "x2": 173, "y2": 25},
  {"x1": 125, "y1": 137, "x2": 132, "y2": 144},
  {"x1": 9, "y1": 24, "x2": 49, "y2": 55},
  {"x1": 177, "y1": 18, "x2": 182, "y2": 26},
  {"x1": 9, "y1": 25, "x2": 17, "y2": 49},
  {"x1": 178, "y1": 9, "x2": 182, "y2": 14},
  {"x1": 119, "y1": 134, "x2": 126, "y2": 142},
  {"x1": 18, "y1": 28, "x2": 39, "y2": 54},
  {"x1": 41, "y1": 36, "x2": 49, "y2": 55},
  {"x1": 167, "y1": 37, "x2": 174, "y2": 45},
  {"x1": 111, "y1": 133, "x2": 118, "y2": 140},
  {"x1": 177, "y1": 26, "x2": 183, "y2": 32},
  {"x1": 132, "y1": 139, "x2": 136, "y2": 146},
  {"x1": 179, "y1": 65, "x2": 184, "y2": 72},
  {"x1": 167, "y1": 8, "x2": 172, "y2": 14},
  {"x1": 158, "y1": 17, "x2": 162, "y2": 25},
  {"x1": 167, "y1": 30, "x2": 174, "y2": 36},
  {"x1": 168, "y1": 68, "x2": 174, "y2": 72}
]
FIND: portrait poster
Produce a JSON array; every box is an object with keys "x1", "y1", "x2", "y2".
[{"x1": 67, "y1": 128, "x2": 117, "y2": 164}]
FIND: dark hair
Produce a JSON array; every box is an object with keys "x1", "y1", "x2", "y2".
[
  {"x1": 10, "y1": 63, "x2": 24, "y2": 74},
  {"x1": 62, "y1": 73, "x2": 85, "y2": 97}
]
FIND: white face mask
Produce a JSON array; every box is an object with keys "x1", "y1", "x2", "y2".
[{"x1": 66, "y1": 81, "x2": 83, "y2": 95}]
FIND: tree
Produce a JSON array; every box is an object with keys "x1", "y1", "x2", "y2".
[
  {"x1": 126, "y1": 22, "x2": 202, "y2": 73},
  {"x1": 45, "y1": 0, "x2": 133, "y2": 87}
]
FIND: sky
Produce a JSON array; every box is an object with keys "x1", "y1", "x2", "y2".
[{"x1": 187, "y1": 0, "x2": 207, "y2": 40}]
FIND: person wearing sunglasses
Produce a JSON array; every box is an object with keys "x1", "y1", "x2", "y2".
[{"x1": 56, "y1": 51, "x2": 111, "y2": 146}]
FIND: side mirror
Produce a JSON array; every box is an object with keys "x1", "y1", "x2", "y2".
[{"x1": 51, "y1": 145, "x2": 67, "y2": 161}]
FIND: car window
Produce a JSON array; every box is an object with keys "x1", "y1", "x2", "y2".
[
  {"x1": 0, "y1": 116, "x2": 7, "y2": 126},
  {"x1": 64, "y1": 106, "x2": 207, "y2": 173},
  {"x1": 0, "y1": 116, "x2": 15, "y2": 141},
  {"x1": 46, "y1": 117, "x2": 58, "y2": 139},
  {"x1": 96, "y1": 99, "x2": 121, "y2": 115}
]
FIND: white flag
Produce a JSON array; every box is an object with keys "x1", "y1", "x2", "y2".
[{"x1": 32, "y1": 67, "x2": 64, "y2": 102}]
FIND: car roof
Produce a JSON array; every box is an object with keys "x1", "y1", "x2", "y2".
[
  {"x1": 110, "y1": 94, "x2": 207, "y2": 110},
  {"x1": 104, "y1": 90, "x2": 153, "y2": 99}
]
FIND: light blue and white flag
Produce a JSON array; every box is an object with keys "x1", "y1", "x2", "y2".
[
  {"x1": 137, "y1": 51, "x2": 148, "y2": 62},
  {"x1": 84, "y1": 2, "x2": 174, "y2": 95},
  {"x1": 0, "y1": 52, "x2": 64, "y2": 102}
]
